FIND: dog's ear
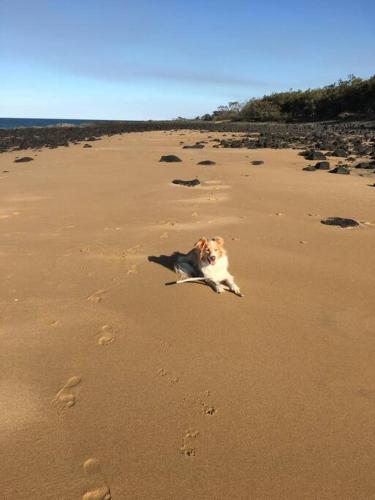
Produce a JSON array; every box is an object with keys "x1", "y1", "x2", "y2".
[
  {"x1": 194, "y1": 237, "x2": 207, "y2": 256},
  {"x1": 213, "y1": 236, "x2": 224, "y2": 247}
]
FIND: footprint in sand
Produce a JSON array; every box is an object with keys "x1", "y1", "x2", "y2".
[
  {"x1": 95, "y1": 325, "x2": 116, "y2": 346},
  {"x1": 196, "y1": 390, "x2": 217, "y2": 416},
  {"x1": 157, "y1": 368, "x2": 179, "y2": 385},
  {"x1": 87, "y1": 289, "x2": 107, "y2": 304},
  {"x1": 180, "y1": 429, "x2": 199, "y2": 457},
  {"x1": 202, "y1": 404, "x2": 217, "y2": 416},
  {"x1": 44, "y1": 318, "x2": 59, "y2": 327},
  {"x1": 125, "y1": 244, "x2": 141, "y2": 254},
  {"x1": 54, "y1": 376, "x2": 81, "y2": 409},
  {"x1": 126, "y1": 264, "x2": 138, "y2": 275},
  {"x1": 155, "y1": 219, "x2": 177, "y2": 228},
  {"x1": 160, "y1": 340, "x2": 174, "y2": 350},
  {"x1": 82, "y1": 458, "x2": 111, "y2": 500}
]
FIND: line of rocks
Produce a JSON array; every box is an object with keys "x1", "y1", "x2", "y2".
[{"x1": 1, "y1": 119, "x2": 375, "y2": 153}]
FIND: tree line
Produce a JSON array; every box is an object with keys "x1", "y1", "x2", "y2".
[{"x1": 200, "y1": 75, "x2": 375, "y2": 122}]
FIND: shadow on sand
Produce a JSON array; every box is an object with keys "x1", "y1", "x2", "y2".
[
  {"x1": 148, "y1": 252, "x2": 183, "y2": 273},
  {"x1": 148, "y1": 252, "x2": 205, "y2": 288},
  {"x1": 148, "y1": 252, "x2": 184, "y2": 286}
]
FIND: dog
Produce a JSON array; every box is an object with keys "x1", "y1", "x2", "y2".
[{"x1": 175, "y1": 236, "x2": 243, "y2": 296}]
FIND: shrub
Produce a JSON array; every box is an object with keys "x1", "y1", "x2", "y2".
[
  {"x1": 241, "y1": 99, "x2": 283, "y2": 121},
  {"x1": 207, "y1": 75, "x2": 375, "y2": 122}
]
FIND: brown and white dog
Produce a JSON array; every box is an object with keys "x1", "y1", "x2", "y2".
[{"x1": 175, "y1": 237, "x2": 243, "y2": 296}]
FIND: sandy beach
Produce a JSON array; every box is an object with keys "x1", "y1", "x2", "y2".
[{"x1": 1, "y1": 130, "x2": 375, "y2": 499}]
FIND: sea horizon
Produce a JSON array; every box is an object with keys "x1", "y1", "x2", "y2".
[{"x1": 0, "y1": 117, "x2": 125, "y2": 129}]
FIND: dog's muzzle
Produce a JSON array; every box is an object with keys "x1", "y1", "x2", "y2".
[{"x1": 207, "y1": 255, "x2": 216, "y2": 265}]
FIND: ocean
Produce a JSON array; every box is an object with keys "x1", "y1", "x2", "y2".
[{"x1": 0, "y1": 117, "x2": 112, "y2": 129}]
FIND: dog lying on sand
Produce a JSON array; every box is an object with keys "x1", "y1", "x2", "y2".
[{"x1": 175, "y1": 237, "x2": 243, "y2": 296}]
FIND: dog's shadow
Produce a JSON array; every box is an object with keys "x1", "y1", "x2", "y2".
[
  {"x1": 148, "y1": 252, "x2": 204, "y2": 287},
  {"x1": 148, "y1": 252, "x2": 181, "y2": 286},
  {"x1": 148, "y1": 252, "x2": 182, "y2": 272}
]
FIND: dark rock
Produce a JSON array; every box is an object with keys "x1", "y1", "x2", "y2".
[
  {"x1": 304, "y1": 150, "x2": 326, "y2": 160},
  {"x1": 182, "y1": 144, "x2": 205, "y2": 149},
  {"x1": 172, "y1": 178, "x2": 200, "y2": 187},
  {"x1": 251, "y1": 160, "x2": 264, "y2": 165},
  {"x1": 197, "y1": 160, "x2": 216, "y2": 165},
  {"x1": 355, "y1": 162, "x2": 371, "y2": 169},
  {"x1": 83, "y1": 144, "x2": 92, "y2": 148},
  {"x1": 331, "y1": 148, "x2": 348, "y2": 157},
  {"x1": 315, "y1": 161, "x2": 330, "y2": 170},
  {"x1": 356, "y1": 145, "x2": 372, "y2": 155},
  {"x1": 1, "y1": 119, "x2": 374, "y2": 156},
  {"x1": 321, "y1": 217, "x2": 359, "y2": 228},
  {"x1": 160, "y1": 155, "x2": 182, "y2": 162},
  {"x1": 303, "y1": 165, "x2": 317, "y2": 171},
  {"x1": 14, "y1": 156, "x2": 34, "y2": 163},
  {"x1": 329, "y1": 166, "x2": 350, "y2": 175},
  {"x1": 3, "y1": 170, "x2": 9, "y2": 173}
]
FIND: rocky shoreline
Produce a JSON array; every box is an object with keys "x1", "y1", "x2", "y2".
[{"x1": 1, "y1": 119, "x2": 374, "y2": 156}]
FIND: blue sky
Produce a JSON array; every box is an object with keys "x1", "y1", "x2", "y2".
[{"x1": 1, "y1": 0, "x2": 374, "y2": 119}]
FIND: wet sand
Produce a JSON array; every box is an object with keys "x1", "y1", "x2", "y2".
[{"x1": 0, "y1": 130, "x2": 374, "y2": 499}]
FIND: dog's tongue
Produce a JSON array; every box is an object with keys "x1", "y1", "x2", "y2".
[{"x1": 208, "y1": 256, "x2": 216, "y2": 265}]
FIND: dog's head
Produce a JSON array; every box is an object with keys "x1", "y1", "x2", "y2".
[{"x1": 194, "y1": 236, "x2": 225, "y2": 265}]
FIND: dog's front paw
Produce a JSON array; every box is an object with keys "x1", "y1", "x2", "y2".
[
  {"x1": 215, "y1": 284, "x2": 225, "y2": 294},
  {"x1": 232, "y1": 285, "x2": 243, "y2": 297}
]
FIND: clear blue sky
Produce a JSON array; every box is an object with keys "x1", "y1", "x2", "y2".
[{"x1": 1, "y1": 0, "x2": 374, "y2": 120}]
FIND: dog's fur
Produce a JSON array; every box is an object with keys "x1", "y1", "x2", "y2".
[{"x1": 175, "y1": 236, "x2": 242, "y2": 296}]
